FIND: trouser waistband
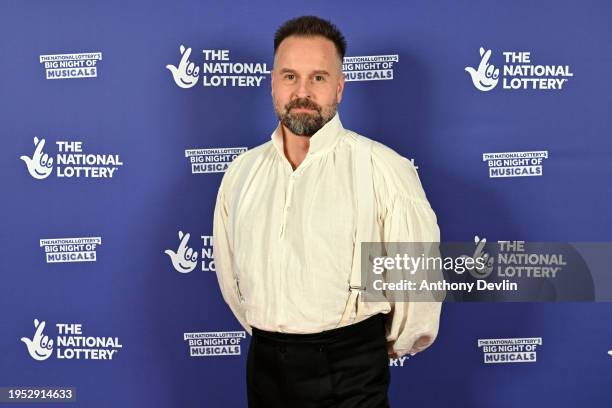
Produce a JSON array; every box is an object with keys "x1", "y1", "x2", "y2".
[{"x1": 251, "y1": 313, "x2": 387, "y2": 345}]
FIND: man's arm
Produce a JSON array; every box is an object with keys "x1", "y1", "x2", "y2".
[
  {"x1": 382, "y1": 194, "x2": 443, "y2": 358},
  {"x1": 373, "y1": 147, "x2": 444, "y2": 358},
  {"x1": 212, "y1": 175, "x2": 252, "y2": 335}
]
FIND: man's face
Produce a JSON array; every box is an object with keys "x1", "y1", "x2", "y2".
[{"x1": 271, "y1": 35, "x2": 345, "y2": 137}]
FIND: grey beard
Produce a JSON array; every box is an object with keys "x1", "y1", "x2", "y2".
[{"x1": 277, "y1": 104, "x2": 338, "y2": 137}]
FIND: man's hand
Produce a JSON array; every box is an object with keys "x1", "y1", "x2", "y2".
[
  {"x1": 387, "y1": 342, "x2": 401, "y2": 359},
  {"x1": 387, "y1": 334, "x2": 433, "y2": 358},
  {"x1": 20, "y1": 137, "x2": 53, "y2": 179},
  {"x1": 166, "y1": 45, "x2": 200, "y2": 89},
  {"x1": 408, "y1": 334, "x2": 432, "y2": 355}
]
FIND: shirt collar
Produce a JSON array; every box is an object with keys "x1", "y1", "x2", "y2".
[{"x1": 271, "y1": 112, "x2": 344, "y2": 158}]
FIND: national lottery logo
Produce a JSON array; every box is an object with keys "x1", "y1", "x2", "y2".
[
  {"x1": 165, "y1": 231, "x2": 215, "y2": 274},
  {"x1": 21, "y1": 319, "x2": 122, "y2": 361},
  {"x1": 20, "y1": 137, "x2": 123, "y2": 180},
  {"x1": 463, "y1": 238, "x2": 566, "y2": 280},
  {"x1": 165, "y1": 231, "x2": 198, "y2": 273},
  {"x1": 477, "y1": 337, "x2": 542, "y2": 364},
  {"x1": 342, "y1": 54, "x2": 398, "y2": 82},
  {"x1": 185, "y1": 147, "x2": 247, "y2": 174},
  {"x1": 495, "y1": 240, "x2": 566, "y2": 279},
  {"x1": 39, "y1": 237, "x2": 102, "y2": 263},
  {"x1": 459, "y1": 235, "x2": 495, "y2": 279},
  {"x1": 21, "y1": 319, "x2": 53, "y2": 361},
  {"x1": 183, "y1": 331, "x2": 246, "y2": 357},
  {"x1": 464, "y1": 47, "x2": 499, "y2": 91},
  {"x1": 460, "y1": 236, "x2": 567, "y2": 279},
  {"x1": 166, "y1": 45, "x2": 200, "y2": 88},
  {"x1": 20, "y1": 137, "x2": 53, "y2": 179},
  {"x1": 166, "y1": 44, "x2": 270, "y2": 89},
  {"x1": 482, "y1": 151, "x2": 548, "y2": 178},
  {"x1": 39, "y1": 52, "x2": 102, "y2": 80},
  {"x1": 465, "y1": 47, "x2": 573, "y2": 91}
]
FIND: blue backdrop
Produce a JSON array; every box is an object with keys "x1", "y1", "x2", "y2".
[{"x1": 1, "y1": 0, "x2": 611, "y2": 406}]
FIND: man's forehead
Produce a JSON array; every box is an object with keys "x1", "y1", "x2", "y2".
[{"x1": 274, "y1": 35, "x2": 340, "y2": 68}]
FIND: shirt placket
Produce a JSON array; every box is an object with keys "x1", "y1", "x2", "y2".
[
  {"x1": 279, "y1": 158, "x2": 310, "y2": 238},
  {"x1": 280, "y1": 176, "x2": 292, "y2": 238}
]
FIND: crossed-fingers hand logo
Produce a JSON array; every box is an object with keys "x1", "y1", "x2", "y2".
[
  {"x1": 457, "y1": 235, "x2": 495, "y2": 279},
  {"x1": 465, "y1": 47, "x2": 500, "y2": 92},
  {"x1": 20, "y1": 137, "x2": 54, "y2": 179},
  {"x1": 165, "y1": 231, "x2": 199, "y2": 273},
  {"x1": 166, "y1": 45, "x2": 200, "y2": 89},
  {"x1": 21, "y1": 319, "x2": 54, "y2": 361}
]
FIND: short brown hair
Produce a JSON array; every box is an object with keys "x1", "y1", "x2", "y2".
[{"x1": 274, "y1": 16, "x2": 347, "y2": 62}]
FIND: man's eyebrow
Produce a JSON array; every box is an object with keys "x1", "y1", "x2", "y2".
[
  {"x1": 278, "y1": 68, "x2": 296, "y2": 74},
  {"x1": 278, "y1": 68, "x2": 331, "y2": 76},
  {"x1": 311, "y1": 70, "x2": 331, "y2": 76}
]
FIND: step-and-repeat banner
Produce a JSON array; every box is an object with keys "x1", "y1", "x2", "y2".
[{"x1": 1, "y1": 1, "x2": 611, "y2": 406}]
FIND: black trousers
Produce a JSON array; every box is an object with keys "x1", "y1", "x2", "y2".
[{"x1": 247, "y1": 313, "x2": 390, "y2": 408}]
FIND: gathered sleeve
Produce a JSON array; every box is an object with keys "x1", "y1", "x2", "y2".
[
  {"x1": 372, "y1": 144, "x2": 445, "y2": 357},
  {"x1": 212, "y1": 166, "x2": 252, "y2": 335}
]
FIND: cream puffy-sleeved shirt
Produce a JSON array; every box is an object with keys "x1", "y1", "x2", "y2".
[{"x1": 213, "y1": 112, "x2": 443, "y2": 357}]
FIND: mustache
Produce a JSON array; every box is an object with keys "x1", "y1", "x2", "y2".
[{"x1": 285, "y1": 98, "x2": 321, "y2": 113}]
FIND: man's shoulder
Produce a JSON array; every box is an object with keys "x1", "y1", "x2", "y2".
[
  {"x1": 346, "y1": 128, "x2": 425, "y2": 202},
  {"x1": 344, "y1": 129, "x2": 416, "y2": 175},
  {"x1": 220, "y1": 140, "x2": 273, "y2": 192}
]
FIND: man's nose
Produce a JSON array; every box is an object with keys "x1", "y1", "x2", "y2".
[{"x1": 293, "y1": 78, "x2": 312, "y2": 99}]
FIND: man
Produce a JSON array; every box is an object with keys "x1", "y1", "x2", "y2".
[{"x1": 213, "y1": 15, "x2": 443, "y2": 407}]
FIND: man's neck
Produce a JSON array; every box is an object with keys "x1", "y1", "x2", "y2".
[{"x1": 282, "y1": 124, "x2": 310, "y2": 170}]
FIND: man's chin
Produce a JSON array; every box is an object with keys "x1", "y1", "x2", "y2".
[
  {"x1": 285, "y1": 122, "x2": 320, "y2": 137},
  {"x1": 279, "y1": 111, "x2": 329, "y2": 136}
]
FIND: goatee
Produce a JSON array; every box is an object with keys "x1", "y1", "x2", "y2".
[{"x1": 276, "y1": 98, "x2": 337, "y2": 136}]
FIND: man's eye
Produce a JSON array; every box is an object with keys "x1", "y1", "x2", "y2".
[
  {"x1": 314, "y1": 75, "x2": 324, "y2": 81},
  {"x1": 285, "y1": 74, "x2": 295, "y2": 80}
]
